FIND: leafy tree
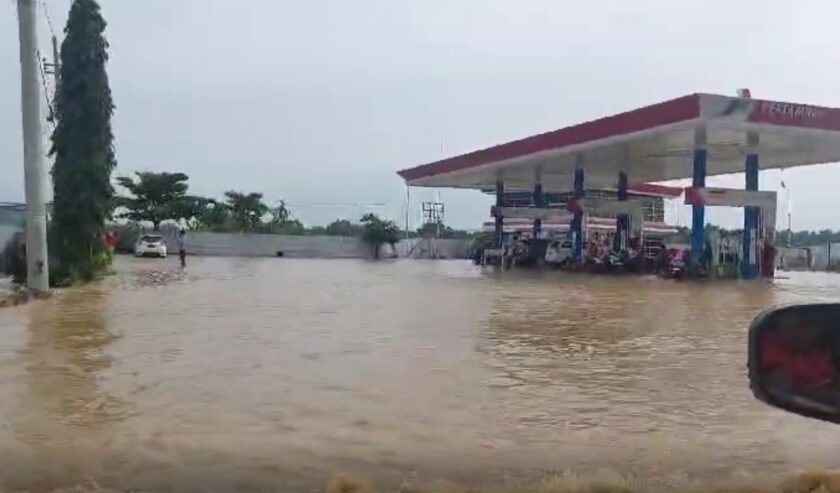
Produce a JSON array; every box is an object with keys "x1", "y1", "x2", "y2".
[
  {"x1": 116, "y1": 171, "x2": 194, "y2": 229},
  {"x1": 260, "y1": 200, "x2": 291, "y2": 232},
  {"x1": 256, "y1": 201, "x2": 310, "y2": 235},
  {"x1": 194, "y1": 200, "x2": 231, "y2": 231},
  {"x1": 468, "y1": 231, "x2": 495, "y2": 258},
  {"x1": 783, "y1": 229, "x2": 840, "y2": 247},
  {"x1": 272, "y1": 219, "x2": 306, "y2": 236},
  {"x1": 417, "y1": 221, "x2": 471, "y2": 239},
  {"x1": 49, "y1": 0, "x2": 116, "y2": 284},
  {"x1": 325, "y1": 219, "x2": 362, "y2": 237},
  {"x1": 224, "y1": 191, "x2": 268, "y2": 231},
  {"x1": 174, "y1": 195, "x2": 218, "y2": 227},
  {"x1": 360, "y1": 213, "x2": 399, "y2": 259}
]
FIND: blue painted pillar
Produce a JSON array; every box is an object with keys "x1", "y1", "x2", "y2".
[
  {"x1": 690, "y1": 148, "x2": 707, "y2": 268},
  {"x1": 532, "y1": 182, "x2": 544, "y2": 238},
  {"x1": 495, "y1": 179, "x2": 504, "y2": 248},
  {"x1": 571, "y1": 166, "x2": 585, "y2": 262},
  {"x1": 614, "y1": 171, "x2": 628, "y2": 252},
  {"x1": 742, "y1": 153, "x2": 759, "y2": 279}
]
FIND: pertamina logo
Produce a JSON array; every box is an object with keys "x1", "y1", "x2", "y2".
[
  {"x1": 719, "y1": 98, "x2": 754, "y2": 118},
  {"x1": 759, "y1": 102, "x2": 824, "y2": 119}
]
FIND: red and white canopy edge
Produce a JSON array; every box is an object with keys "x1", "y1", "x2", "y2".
[{"x1": 397, "y1": 93, "x2": 840, "y2": 192}]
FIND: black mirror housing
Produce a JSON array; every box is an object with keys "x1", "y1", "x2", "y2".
[{"x1": 749, "y1": 303, "x2": 840, "y2": 425}]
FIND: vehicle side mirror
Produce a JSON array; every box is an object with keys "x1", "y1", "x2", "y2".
[{"x1": 749, "y1": 303, "x2": 840, "y2": 424}]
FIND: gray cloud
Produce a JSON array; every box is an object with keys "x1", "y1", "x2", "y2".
[{"x1": 2, "y1": 0, "x2": 839, "y2": 230}]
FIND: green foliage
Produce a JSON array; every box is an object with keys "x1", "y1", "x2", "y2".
[
  {"x1": 417, "y1": 221, "x2": 471, "y2": 239},
  {"x1": 116, "y1": 171, "x2": 197, "y2": 229},
  {"x1": 785, "y1": 229, "x2": 840, "y2": 247},
  {"x1": 269, "y1": 218, "x2": 306, "y2": 236},
  {"x1": 266, "y1": 200, "x2": 290, "y2": 226},
  {"x1": 325, "y1": 219, "x2": 363, "y2": 237},
  {"x1": 360, "y1": 213, "x2": 400, "y2": 259},
  {"x1": 258, "y1": 200, "x2": 296, "y2": 233},
  {"x1": 671, "y1": 224, "x2": 840, "y2": 248},
  {"x1": 1, "y1": 232, "x2": 26, "y2": 284},
  {"x1": 469, "y1": 231, "x2": 495, "y2": 249},
  {"x1": 175, "y1": 196, "x2": 217, "y2": 228},
  {"x1": 224, "y1": 191, "x2": 269, "y2": 231},
  {"x1": 3, "y1": 220, "x2": 119, "y2": 287},
  {"x1": 49, "y1": 0, "x2": 116, "y2": 285},
  {"x1": 186, "y1": 192, "x2": 300, "y2": 234},
  {"x1": 192, "y1": 200, "x2": 231, "y2": 231}
]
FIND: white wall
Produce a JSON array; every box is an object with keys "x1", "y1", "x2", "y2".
[
  {"x1": 172, "y1": 232, "x2": 368, "y2": 258},
  {"x1": 776, "y1": 247, "x2": 810, "y2": 270},
  {"x1": 808, "y1": 243, "x2": 840, "y2": 271},
  {"x1": 165, "y1": 231, "x2": 471, "y2": 259},
  {"x1": 397, "y1": 238, "x2": 471, "y2": 259}
]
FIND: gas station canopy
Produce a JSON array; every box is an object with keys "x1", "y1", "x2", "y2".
[{"x1": 397, "y1": 93, "x2": 840, "y2": 191}]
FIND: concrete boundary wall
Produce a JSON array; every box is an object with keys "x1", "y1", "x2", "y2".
[
  {"x1": 158, "y1": 231, "x2": 471, "y2": 259},
  {"x1": 808, "y1": 243, "x2": 840, "y2": 271},
  {"x1": 170, "y1": 232, "x2": 368, "y2": 258},
  {"x1": 776, "y1": 247, "x2": 810, "y2": 270}
]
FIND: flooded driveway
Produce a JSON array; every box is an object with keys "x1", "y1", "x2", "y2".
[{"x1": 0, "y1": 256, "x2": 838, "y2": 491}]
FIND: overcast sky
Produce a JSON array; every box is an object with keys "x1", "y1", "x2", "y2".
[{"x1": 2, "y1": 0, "x2": 840, "y2": 229}]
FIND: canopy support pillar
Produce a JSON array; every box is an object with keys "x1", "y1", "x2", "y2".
[
  {"x1": 614, "y1": 171, "x2": 629, "y2": 252},
  {"x1": 691, "y1": 129, "x2": 707, "y2": 269},
  {"x1": 742, "y1": 133, "x2": 760, "y2": 279},
  {"x1": 495, "y1": 179, "x2": 504, "y2": 248},
  {"x1": 572, "y1": 162, "x2": 585, "y2": 262},
  {"x1": 532, "y1": 166, "x2": 544, "y2": 239}
]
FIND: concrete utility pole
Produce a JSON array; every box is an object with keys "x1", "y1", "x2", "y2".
[{"x1": 17, "y1": 0, "x2": 50, "y2": 292}]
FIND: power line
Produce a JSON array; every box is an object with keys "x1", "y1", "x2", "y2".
[
  {"x1": 284, "y1": 201, "x2": 387, "y2": 208},
  {"x1": 40, "y1": 0, "x2": 55, "y2": 38},
  {"x1": 34, "y1": 48, "x2": 55, "y2": 129}
]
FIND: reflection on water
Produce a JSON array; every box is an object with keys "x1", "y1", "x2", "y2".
[
  {"x1": 0, "y1": 257, "x2": 838, "y2": 490},
  {"x1": 19, "y1": 286, "x2": 125, "y2": 431}
]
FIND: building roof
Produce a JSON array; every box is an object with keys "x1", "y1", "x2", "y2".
[{"x1": 398, "y1": 93, "x2": 840, "y2": 191}]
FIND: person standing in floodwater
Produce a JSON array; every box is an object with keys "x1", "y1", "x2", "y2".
[{"x1": 178, "y1": 229, "x2": 187, "y2": 268}]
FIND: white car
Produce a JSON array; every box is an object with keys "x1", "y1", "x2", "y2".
[{"x1": 134, "y1": 234, "x2": 167, "y2": 258}]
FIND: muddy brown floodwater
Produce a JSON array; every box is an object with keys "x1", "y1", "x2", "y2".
[{"x1": 0, "y1": 257, "x2": 839, "y2": 491}]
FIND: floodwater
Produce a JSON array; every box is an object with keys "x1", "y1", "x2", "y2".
[{"x1": 0, "y1": 257, "x2": 839, "y2": 491}]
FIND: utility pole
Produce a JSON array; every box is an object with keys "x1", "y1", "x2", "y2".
[
  {"x1": 16, "y1": 0, "x2": 50, "y2": 292},
  {"x1": 787, "y1": 211, "x2": 792, "y2": 248},
  {"x1": 405, "y1": 185, "x2": 410, "y2": 242}
]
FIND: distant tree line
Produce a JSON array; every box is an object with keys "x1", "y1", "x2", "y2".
[
  {"x1": 115, "y1": 172, "x2": 303, "y2": 234},
  {"x1": 111, "y1": 171, "x2": 485, "y2": 260},
  {"x1": 668, "y1": 225, "x2": 840, "y2": 248},
  {"x1": 114, "y1": 171, "x2": 477, "y2": 238},
  {"x1": 783, "y1": 229, "x2": 840, "y2": 247}
]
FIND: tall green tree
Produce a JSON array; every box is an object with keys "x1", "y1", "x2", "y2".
[
  {"x1": 49, "y1": 0, "x2": 116, "y2": 283},
  {"x1": 224, "y1": 191, "x2": 268, "y2": 231},
  {"x1": 116, "y1": 171, "x2": 193, "y2": 229},
  {"x1": 266, "y1": 200, "x2": 291, "y2": 227},
  {"x1": 360, "y1": 213, "x2": 399, "y2": 259}
]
